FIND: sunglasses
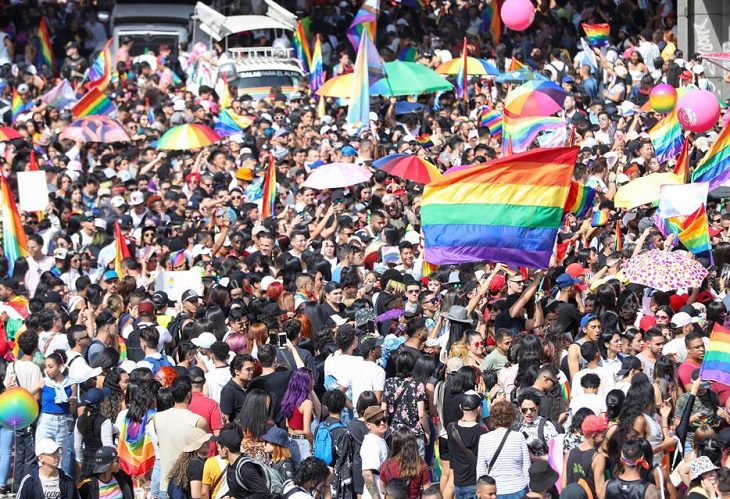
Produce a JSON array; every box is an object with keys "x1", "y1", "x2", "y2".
[
  {"x1": 370, "y1": 418, "x2": 387, "y2": 425},
  {"x1": 472, "y1": 342, "x2": 484, "y2": 348},
  {"x1": 521, "y1": 407, "x2": 537, "y2": 414}
]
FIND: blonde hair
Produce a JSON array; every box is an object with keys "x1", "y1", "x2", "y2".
[{"x1": 449, "y1": 341, "x2": 469, "y2": 363}]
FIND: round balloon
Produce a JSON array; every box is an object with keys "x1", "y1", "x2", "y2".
[
  {"x1": 501, "y1": 0, "x2": 535, "y2": 31},
  {"x1": 649, "y1": 84, "x2": 677, "y2": 113},
  {"x1": 677, "y1": 89, "x2": 721, "y2": 133},
  {"x1": 0, "y1": 388, "x2": 38, "y2": 430}
]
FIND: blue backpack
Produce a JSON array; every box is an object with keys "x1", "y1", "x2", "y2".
[
  {"x1": 144, "y1": 354, "x2": 173, "y2": 374},
  {"x1": 313, "y1": 420, "x2": 344, "y2": 465}
]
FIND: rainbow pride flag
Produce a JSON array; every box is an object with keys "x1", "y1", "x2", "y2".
[
  {"x1": 479, "y1": 107, "x2": 503, "y2": 139},
  {"x1": 502, "y1": 112, "x2": 565, "y2": 153},
  {"x1": 582, "y1": 23, "x2": 610, "y2": 47},
  {"x1": 347, "y1": 30, "x2": 383, "y2": 126},
  {"x1": 71, "y1": 87, "x2": 116, "y2": 118},
  {"x1": 455, "y1": 38, "x2": 468, "y2": 102},
  {"x1": 692, "y1": 122, "x2": 730, "y2": 189},
  {"x1": 292, "y1": 20, "x2": 312, "y2": 72},
  {"x1": 417, "y1": 134, "x2": 434, "y2": 148},
  {"x1": 169, "y1": 249, "x2": 186, "y2": 268},
  {"x1": 86, "y1": 39, "x2": 112, "y2": 91},
  {"x1": 397, "y1": 47, "x2": 418, "y2": 62},
  {"x1": 37, "y1": 18, "x2": 55, "y2": 74},
  {"x1": 145, "y1": 97, "x2": 154, "y2": 124},
  {"x1": 649, "y1": 108, "x2": 683, "y2": 165},
  {"x1": 310, "y1": 35, "x2": 324, "y2": 96},
  {"x1": 347, "y1": 0, "x2": 378, "y2": 49},
  {"x1": 701, "y1": 323, "x2": 730, "y2": 385},
  {"x1": 591, "y1": 209, "x2": 609, "y2": 227},
  {"x1": 114, "y1": 221, "x2": 131, "y2": 278},
  {"x1": 11, "y1": 89, "x2": 22, "y2": 123},
  {"x1": 0, "y1": 174, "x2": 29, "y2": 276},
  {"x1": 421, "y1": 147, "x2": 578, "y2": 268},
  {"x1": 668, "y1": 205, "x2": 712, "y2": 260},
  {"x1": 481, "y1": 0, "x2": 502, "y2": 45},
  {"x1": 564, "y1": 180, "x2": 597, "y2": 219},
  {"x1": 673, "y1": 135, "x2": 689, "y2": 182},
  {"x1": 614, "y1": 220, "x2": 623, "y2": 251},
  {"x1": 118, "y1": 411, "x2": 156, "y2": 476},
  {"x1": 509, "y1": 57, "x2": 526, "y2": 71},
  {"x1": 214, "y1": 109, "x2": 244, "y2": 137},
  {"x1": 261, "y1": 153, "x2": 277, "y2": 219}
]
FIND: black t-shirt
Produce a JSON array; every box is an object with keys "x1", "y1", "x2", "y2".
[
  {"x1": 494, "y1": 294, "x2": 525, "y2": 332},
  {"x1": 442, "y1": 391, "x2": 464, "y2": 428},
  {"x1": 220, "y1": 379, "x2": 247, "y2": 421},
  {"x1": 187, "y1": 456, "x2": 205, "y2": 482},
  {"x1": 449, "y1": 424, "x2": 487, "y2": 486},
  {"x1": 557, "y1": 301, "x2": 582, "y2": 335},
  {"x1": 227, "y1": 457, "x2": 269, "y2": 498},
  {"x1": 257, "y1": 367, "x2": 292, "y2": 423},
  {"x1": 348, "y1": 419, "x2": 369, "y2": 494}
]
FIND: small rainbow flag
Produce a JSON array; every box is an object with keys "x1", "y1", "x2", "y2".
[
  {"x1": 145, "y1": 97, "x2": 154, "y2": 124},
  {"x1": 582, "y1": 23, "x2": 610, "y2": 47},
  {"x1": 591, "y1": 209, "x2": 609, "y2": 227},
  {"x1": 347, "y1": 0, "x2": 379, "y2": 50},
  {"x1": 397, "y1": 47, "x2": 418, "y2": 62},
  {"x1": 417, "y1": 134, "x2": 434, "y2": 148},
  {"x1": 169, "y1": 249, "x2": 186, "y2": 268},
  {"x1": 560, "y1": 380, "x2": 570, "y2": 402},
  {"x1": 310, "y1": 35, "x2": 325, "y2": 96},
  {"x1": 649, "y1": 108, "x2": 683, "y2": 165},
  {"x1": 614, "y1": 219, "x2": 623, "y2": 251},
  {"x1": 114, "y1": 221, "x2": 131, "y2": 278},
  {"x1": 564, "y1": 180, "x2": 597, "y2": 219},
  {"x1": 455, "y1": 38, "x2": 468, "y2": 102},
  {"x1": 292, "y1": 20, "x2": 312, "y2": 72},
  {"x1": 701, "y1": 324, "x2": 730, "y2": 386},
  {"x1": 37, "y1": 18, "x2": 55, "y2": 74},
  {"x1": 502, "y1": 112, "x2": 565, "y2": 153},
  {"x1": 479, "y1": 107, "x2": 503, "y2": 139},
  {"x1": 668, "y1": 205, "x2": 712, "y2": 260},
  {"x1": 71, "y1": 87, "x2": 116, "y2": 118},
  {"x1": 11, "y1": 89, "x2": 23, "y2": 123},
  {"x1": 261, "y1": 153, "x2": 277, "y2": 219},
  {"x1": 692, "y1": 121, "x2": 730, "y2": 189},
  {"x1": 673, "y1": 135, "x2": 689, "y2": 182},
  {"x1": 214, "y1": 109, "x2": 244, "y2": 137},
  {"x1": 0, "y1": 174, "x2": 29, "y2": 276},
  {"x1": 86, "y1": 39, "x2": 112, "y2": 91}
]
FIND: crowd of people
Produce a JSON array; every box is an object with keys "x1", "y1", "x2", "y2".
[{"x1": 2, "y1": 0, "x2": 730, "y2": 498}]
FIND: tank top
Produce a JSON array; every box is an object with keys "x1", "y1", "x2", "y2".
[
  {"x1": 288, "y1": 405, "x2": 305, "y2": 431},
  {"x1": 643, "y1": 413, "x2": 664, "y2": 464},
  {"x1": 40, "y1": 384, "x2": 72, "y2": 414},
  {"x1": 566, "y1": 447, "x2": 598, "y2": 497},
  {"x1": 606, "y1": 477, "x2": 650, "y2": 499}
]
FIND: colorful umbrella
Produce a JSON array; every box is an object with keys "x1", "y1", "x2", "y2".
[
  {"x1": 505, "y1": 80, "x2": 568, "y2": 116},
  {"x1": 0, "y1": 127, "x2": 22, "y2": 142},
  {"x1": 495, "y1": 69, "x2": 547, "y2": 84},
  {"x1": 623, "y1": 249, "x2": 708, "y2": 291},
  {"x1": 435, "y1": 57, "x2": 499, "y2": 76},
  {"x1": 156, "y1": 124, "x2": 221, "y2": 150},
  {"x1": 302, "y1": 163, "x2": 372, "y2": 189},
  {"x1": 373, "y1": 154, "x2": 442, "y2": 184},
  {"x1": 614, "y1": 172, "x2": 682, "y2": 209},
  {"x1": 59, "y1": 115, "x2": 130, "y2": 143}
]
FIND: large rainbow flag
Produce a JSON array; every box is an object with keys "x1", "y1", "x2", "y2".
[
  {"x1": 421, "y1": 147, "x2": 578, "y2": 268},
  {"x1": 347, "y1": 0, "x2": 378, "y2": 49},
  {"x1": 667, "y1": 205, "x2": 712, "y2": 261},
  {"x1": 292, "y1": 20, "x2": 312, "y2": 72},
  {"x1": 86, "y1": 39, "x2": 112, "y2": 91},
  {"x1": 649, "y1": 108, "x2": 683, "y2": 165},
  {"x1": 581, "y1": 23, "x2": 610, "y2": 47},
  {"x1": 310, "y1": 35, "x2": 324, "y2": 96},
  {"x1": 0, "y1": 174, "x2": 29, "y2": 276},
  {"x1": 118, "y1": 411, "x2": 156, "y2": 476},
  {"x1": 71, "y1": 87, "x2": 116, "y2": 118},
  {"x1": 701, "y1": 324, "x2": 730, "y2": 386},
  {"x1": 37, "y1": 18, "x2": 55, "y2": 74},
  {"x1": 479, "y1": 107, "x2": 502, "y2": 139},
  {"x1": 692, "y1": 122, "x2": 730, "y2": 189},
  {"x1": 346, "y1": 30, "x2": 383, "y2": 126},
  {"x1": 261, "y1": 153, "x2": 277, "y2": 218},
  {"x1": 502, "y1": 112, "x2": 565, "y2": 153}
]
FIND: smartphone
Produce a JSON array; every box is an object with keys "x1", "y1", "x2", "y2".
[
  {"x1": 278, "y1": 332, "x2": 288, "y2": 348},
  {"x1": 269, "y1": 332, "x2": 277, "y2": 345}
]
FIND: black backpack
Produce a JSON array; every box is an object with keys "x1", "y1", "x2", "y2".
[{"x1": 125, "y1": 321, "x2": 145, "y2": 362}]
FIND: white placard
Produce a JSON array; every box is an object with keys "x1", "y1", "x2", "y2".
[
  {"x1": 154, "y1": 270, "x2": 203, "y2": 302},
  {"x1": 17, "y1": 171, "x2": 49, "y2": 212}
]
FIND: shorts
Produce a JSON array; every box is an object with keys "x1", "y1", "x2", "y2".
[{"x1": 439, "y1": 436, "x2": 450, "y2": 461}]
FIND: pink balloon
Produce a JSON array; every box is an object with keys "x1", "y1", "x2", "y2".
[
  {"x1": 501, "y1": 0, "x2": 535, "y2": 31},
  {"x1": 677, "y1": 89, "x2": 721, "y2": 133}
]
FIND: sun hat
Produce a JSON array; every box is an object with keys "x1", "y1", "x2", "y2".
[
  {"x1": 182, "y1": 427, "x2": 212, "y2": 453},
  {"x1": 446, "y1": 305, "x2": 474, "y2": 325},
  {"x1": 691, "y1": 456, "x2": 719, "y2": 481},
  {"x1": 528, "y1": 460, "x2": 559, "y2": 493},
  {"x1": 262, "y1": 427, "x2": 290, "y2": 448}
]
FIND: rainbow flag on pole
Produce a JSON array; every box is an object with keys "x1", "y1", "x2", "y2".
[
  {"x1": 11, "y1": 89, "x2": 23, "y2": 123},
  {"x1": 673, "y1": 135, "x2": 690, "y2": 182},
  {"x1": 0, "y1": 174, "x2": 29, "y2": 276},
  {"x1": 71, "y1": 87, "x2": 116, "y2": 118},
  {"x1": 668, "y1": 205, "x2": 712, "y2": 261},
  {"x1": 649, "y1": 108, "x2": 683, "y2": 165},
  {"x1": 292, "y1": 20, "x2": 312, "y2": 72},
  {"x1": 421, "y1": 147, "x2": 578, "y2": 268},
  {"x1": 310, "y1": 35, "x2": 324, "y2": 96},
  {"x1": 502, "y1": 112, "x2": 565, "y2": 153},
  {"x1": 37, "y1": 18, "x2": 55, "y2": 74},
  {"x1": 564, "y1": 180, "x2": 597, "y2": 219},
  {"x1": 692, "y1": 122, "x2": 730, "y2": 189},
  {"x1": 261, "y1": 153, "x2": 277, "y2": 219},
  {"x1": 346, "y1": 30, "x2": 383, "y2": 126},
  {"x1": 700, "y1": 324, "x2": 730, "y2": 386},
  {"x1": 582, "y1": 23, "x2": 610, "y2": 47},
  {"x1": 86, "y1": 39, "x2": 112, "y2": 91},
  {"x1": 455, "y1": 37, "x2": 468, "y2": 102},
  {"x1": 347, "y1": 0, "x2": 379, "y2": 50},
  {"x1": 114, "y1": 221, "x2": 131, "y2": 278},
  {"x1": 145, "y1": 97, "x2": 154, "y2": 124}
]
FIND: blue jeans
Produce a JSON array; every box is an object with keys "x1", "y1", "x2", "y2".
[
  {"x1": 498, "y1": 488, "x2": 528, "y2": 499},
  {"x1": 455, "y1": 484, "x2": 476, "y2": 499},
  {"x1": 151, "y1": 458, "x2": 162, "y2": 498},
  {"x1": 0, "y1": 427, "x2": 13, "y2": 486},
  {"x1": 35, "y1": 413, "x2": 72, "y2": 475}
]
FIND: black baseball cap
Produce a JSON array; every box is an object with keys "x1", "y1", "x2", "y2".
[
  {"x1": 92, "y1": 447, "x2": 118, "y2": 474},
  {"x1": 616, "y1": 356, "x2": 642, "y2": 378},
  {"x1": 213, "y1": 429, "x2": 242, "y2": 451}
]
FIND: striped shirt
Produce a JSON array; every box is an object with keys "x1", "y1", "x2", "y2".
[{"x1": 475, "y1": 428, "x2": 530, "y2": 494}]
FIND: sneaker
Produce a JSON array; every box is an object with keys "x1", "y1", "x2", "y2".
[{"x1": 0, "y1": 485, "x2": 10, "y2": 497}]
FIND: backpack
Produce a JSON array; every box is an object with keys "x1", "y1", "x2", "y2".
[
  {"x1": 313, "y1": 420, "x2": 344, "y2": 465},
  {"x1": 144, "y1": 354, "x2": 173, "y2": 374},
  {"x1": 126, "y1": 322, "x2": 145, "y2": 362},
  {"x1": 235, "y1": 456, "x2": 284, "y2": 494}
]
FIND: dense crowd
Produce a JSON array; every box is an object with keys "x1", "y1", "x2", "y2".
[{"x1": 3, "y1": 0, "x2": 730, "y2": 498}]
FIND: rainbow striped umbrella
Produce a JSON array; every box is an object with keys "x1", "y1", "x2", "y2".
[
  {"x1": 0, "y1": 127, "x2": 22, "y2": 142},
  {"x1": 373, "y1": 154, "x2": 442, "y2": 184},
  {"x1": 505, "y1": 80, "x2": 568, "y2": 117},
  {"x1": 156, "y1": 124, "x2": 221, "y2": 150},
  {"x1": 435, "y1": 57, "x2": 499, "y2": 76}
]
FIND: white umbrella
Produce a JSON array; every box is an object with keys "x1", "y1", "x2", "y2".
[{"x1": 302, "y1": 163, "x2": 372, "y2": 189}]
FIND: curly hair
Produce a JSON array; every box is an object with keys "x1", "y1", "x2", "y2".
[
  {"x1": 167, "y1": 451, "x2": 194, "y2": 492},
  {"x1": 488, "y1": 400, "x2": 516, "y2": 429},
  {"x1": 101, "y1": 367, "x2": 125, "y2": 422}
]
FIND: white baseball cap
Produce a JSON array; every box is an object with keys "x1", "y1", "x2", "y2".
[
  {"x1": 260, "y1": 275, "x2": 282, "y2": 292},
  {"x1": 36, "y1": 438, "x2": 61, "y2": 457},
  {"x1": 129, "y1": 191, "x2": 145, "y2": 206},
  {"x1": 53, "y1": 247, "x2": 68, "y2": 260},
  {"x1": 191, "y1": 332, "x2": 217, "y2": 349}
]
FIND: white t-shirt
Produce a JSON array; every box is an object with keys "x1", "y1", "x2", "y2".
[
  {"x1": 324, "y1": 352, "x2": 356, "y2": 390},
  {"x1": 205, "y1": 365, "x2": 232, "y2": 404},
  {"x1": 570, "y1": 366, "x2": 615, "y2": 400},
  {"x1": 567, "y1": 393, "x2": 607, "y2": 429},
  {"x1": 4, "y1": 359, "x2": 42, "y2": 390},
  {"x1": 39, "y1": 330, "x2": 70, "y2": 357},
  {"x1": 360, "y1": 433, "x2": 388, "y2": 499},
  {"x1": 351, "y1": 361, "x2": 385, "y2": 415},
  {"x1": 41, "y1": 474, "x2": 60, "y2": 499}
]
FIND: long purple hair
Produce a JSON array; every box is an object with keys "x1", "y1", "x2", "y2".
[{"x1": 279, "y1": 368, "x2": 313, "y2": 419}]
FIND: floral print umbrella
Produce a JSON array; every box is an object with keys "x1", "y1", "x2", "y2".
[{"x1": 623, "y1": 249, "x2": 708, "y2": 292}]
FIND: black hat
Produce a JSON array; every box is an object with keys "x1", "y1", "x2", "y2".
[
  {"x1": 616, "y1": 356, "x2": 642, "y2": 378},
  {"x1": 359, "y1": 335, "x2": 383, "y2": 355},
  {"x1": 92, "y1": 446, "x2": 118, "y2": 474},
  {"x1": 181, "y1": 289, "x2": 200, "y2": 303},
  {"x1": 42, "y1": 291, "x2": 62, "y2": 304},
  {"x1": 528, "y1": 460, "x2": 559, "y2": 493},
  {"x1": 152, "y1": 291, "x2": 169, "y2": 308},
  {"x1": 187, "y1": 366, "x2": 205, "y2": 384},
  {"x1": 213, "y1": 429, "x2": 242, "y2": 451}
]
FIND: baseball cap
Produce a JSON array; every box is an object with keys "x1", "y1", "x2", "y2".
[
  {"x1": 359, "y1": 335, "x2": 384, "y2": 355},
  {"x1": 111, "y1": 196, "x2": 126, "y2": 208},
  {"x1": 616, "y1": 356, "x2": 642, "y2": 378},
  {"x1": 565, "y1": 263, "x2": 589, "y2": 278},
  {"x1": 152, "y1": 291, "x2": 169, "y2": 307},
  {"x1": 137, "y1": 300, "x2": 154, "y2": 315},
  {"x1": 53, "y1": 247, "x2": 68, "y2": 260},
  {"x1": 191, "y1": 332, "x2": 216, "y2": 349},
  {"x1": 80, "y1": 387, "x2": 111, "y2": 406},
  {"x1": 187, "y1": 366, "x2": 206, "y2": 384},
  {"x1": 213, "y1": 429, "x2": 242, "y2": 450},
  {"x1": 103, "y1": 270, "x2": 119, "y2": 282},
  {"x1": 92, "y1": 447, "x2": 119, "y2": 474},
  {"x1": 446, "y1": 357, "x2": 464, "y2": 373},
  {"x1": 36, "y1": 438, "x2": 61, "y2": 457},
  {"x1": 670, "y1": 311, "x2": 692, "y2": 328},
  {"x1": 580, "y1": 313, "x2": 599, "y2": 329},
  {"x1": 128, "y1": 191, "x2": 145, "y2": 206},
  {"x1": 556, "y1": 273, "x2": 578, "y2": 289},
  {"x1": 341, "y1": 145, "x2": 357, "y2": 157},
  {"x1": 181, "y1": 289, "x2": 200, "y2": 302}
]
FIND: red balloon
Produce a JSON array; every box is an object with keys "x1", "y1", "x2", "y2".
[{"x1": 501, "y1": 0, "x2": 535, "y2": 31}]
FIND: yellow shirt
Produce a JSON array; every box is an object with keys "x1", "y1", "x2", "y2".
[{"x1": 203, "y1": 455, "x2": 228, "y2": 498}]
